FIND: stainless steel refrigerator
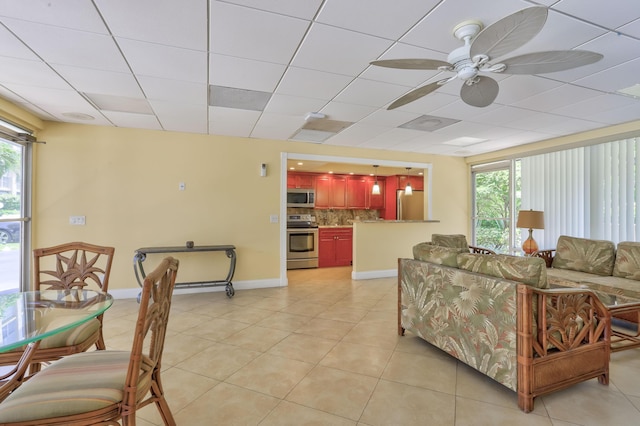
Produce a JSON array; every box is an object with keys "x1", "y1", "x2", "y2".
[{"x1": 397, "y1": 190, "x2": 424, "y2": 220}]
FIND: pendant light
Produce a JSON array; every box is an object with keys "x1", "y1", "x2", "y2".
[
  {"x1": 372, "y1": 165, "x2": 380, "y2": 195},
  {"x1": 404, "y1": 167, "x2": 413, "y2": 196}
]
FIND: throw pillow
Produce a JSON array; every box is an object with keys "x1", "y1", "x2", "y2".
[
  {"x1": 413, "y1": 243, "x2": 468, "y2": 267},
  {"x1": 613, "y1": 241, "x2": 640, "y2": 280},
  {"x1": 431, "y1": 234, "x2": 469, "y2": 249},
  {"x1": 552, "y1": 235, "x2": 615, "y2": 276},
  {"x1": 457, "y1": 253, "x2": 548, "y2": 289}
]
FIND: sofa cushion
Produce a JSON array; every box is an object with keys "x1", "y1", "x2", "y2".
[
  {"x1": 613, "y1": 241, "x2": 640, "y2": 281},
  {"x1": 551, "y1": 235, "x2": 615, "y2": 276},
  {"x1": 431, "y1": 234, "x2": 469, "y2": 249},
  {"x1": 413, "y1": 242, "x2": 468, "y2": 267},
  {"x1": 457, "y1": 253, "x2": 548, "y2": 289}
]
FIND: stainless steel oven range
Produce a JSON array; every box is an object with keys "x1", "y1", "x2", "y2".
[{"x1": 286, "y1": 214, "x2": 318, "y2": 270}]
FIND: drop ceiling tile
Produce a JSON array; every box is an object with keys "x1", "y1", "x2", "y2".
[
  {"x1": 53, "y1": 65, "x2": 143, "y2": 98},
  {"x1": 138, "y1": 76, "x2": 207, "y2": 104},
  {"x1": 208, "y1": 107, "x2": 261, "y2": 138},
  {"x1": 513, "y1": 84, "x2": 602, "y2": 111},
  {"x1": 358, "y1": 128, "x2": 423, "y2": 149},
  {"x1": 210, "y1": 1, "x2": 309, "y2": 65},
  {"x1": 263, "y1": 93, "x2": 327, "y2": 115},
  {"x1": 2, "y1": 19, "x2": 128, "y2": 72},
  {"x1": 0, "y1": 25, "x2": 40, "y2": 60},
  {"x1": 2, "y1": 83, "x2": 92, "y2": 109},
  {"x1": 584, "y1": 102, "x2": 640, "y2": 125},
  {"x1": 318, "y1": 101, "x2": 377, "y2": 122},
  {"x1": 117, "y1": 38, "x2": 207, "y2": 83},
  {"x1": 95, "y1": 0, "x2": 207, "y2": 49},
  {"x1": 360, "y1": 109, "x2": 422, "y2": 127},
  {"x1": 0, "y1": 0, "x2": 108, "y2": 33},
  {"x1": 316, "y1": 0, "x2": 439, "y2": 40},
  {"x1": 493, "y1": 75, "x2": 563, "y2": 105},
  {"x1": 618, "y1": 18, "x2": 640, "y2": 38},
  {"x1": 0, "y1": 57, "x2": 70, "y2": 89},
  {"x1": 334, "y1": 78, "x2": 411, "y2": 108},
  {"x1": 251, "y1": 113, "x2": 303, "y2": 140},
  {"x1": 292, "y1": 23, "x2": 393, "y2": 76},
  {"x1": 505, "y1": 10, "x2": 606, "y2": 58},
  {"x1": 275, "y1": 67, "x2": 353, "y2": 101},
  {"x1": 552, "y1": 93, "x2": 637, "y2": 118},
  {"x1": 219, "y1": 0, "x2": 323, "y2": 20},
  {"x1": 543, "y1": 118, "x2": 605, "y2": 135},
  {"x1": 507, "y1": 112, "x2": 571, "y2": 132},
  {"x1": 210, "y1": 54, "x2": 286, "y2": 93},
  {"x1": 400, "y1": 0, "x2": 531, "y2": 54},
  {"x1": 325, "y1": 122, "x2": 390, "y2": 147},
  {"x1": 553, "y1": 0, "x2": 640, "y2": 29},
  {"x1": 150, "y1": 100, "x2": 208, "y2": 133},
  {"x1": 575, "y1": 57, "x2": 640, "y2": 93},
  {"x1": 101, "y1": 111, "x2": 162, "y2": 130},
  {"x1": 543, "y1": 33, "x2": 640, "y2": 83},
  {"x1": 471, "y1": 106, "x2": 536, "y2": 126}
]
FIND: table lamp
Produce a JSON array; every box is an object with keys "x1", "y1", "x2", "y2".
[{"x1": 516, "y1": 210, "x2": 544, "y2": 255}]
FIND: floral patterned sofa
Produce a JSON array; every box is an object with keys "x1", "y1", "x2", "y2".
[
  {"x1": 399, "y1": 243, "x2": 611, "y2": 412},
  {"x1": 534, "y1": 235, "x2": 640, "y2": 297}
]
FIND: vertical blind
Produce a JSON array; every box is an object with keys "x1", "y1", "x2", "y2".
[{"x1": 521, "y1": 137, "x2": 639, "y2": 247}]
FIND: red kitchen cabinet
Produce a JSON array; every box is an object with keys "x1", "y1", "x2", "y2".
[
  {"x1": 315, "y1": 175, "x2": 347, "y2": 209},
  {"x1": 287, "y1": 172, "x2": 315, "y2": 189},
  {"x1": 319, "y1": 227, "x2": 353, "y2": 267},
  {"x1": 347, "y1": 176, "x2": 367, "y2": 209}
]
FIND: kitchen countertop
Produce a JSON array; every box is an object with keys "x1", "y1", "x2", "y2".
[{"x1": 359, "y1": 220, "x2": 440, "y2": 223}]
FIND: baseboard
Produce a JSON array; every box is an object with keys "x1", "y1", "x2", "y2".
[
  {"x1": 351, "y1": 269, "x2": 397, "y2": 280},
  {"x1": 109, "y1": 277, "x2": 284, "y2": 299}
]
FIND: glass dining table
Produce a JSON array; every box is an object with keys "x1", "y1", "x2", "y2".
[{"x1": 0, "y1": 289, "x2": 113, "y2": 399}]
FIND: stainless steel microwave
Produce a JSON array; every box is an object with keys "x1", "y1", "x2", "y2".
[{"x1": 287, "y1": 188, "x2": 315, "y2": 208}]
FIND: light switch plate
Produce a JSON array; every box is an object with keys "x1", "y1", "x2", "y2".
[{"x1": 69, "y1": 215, "x2": 86, "y2": 225}]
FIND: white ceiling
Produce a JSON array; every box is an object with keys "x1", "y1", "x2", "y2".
[{"x1": 1, "y1": 0, "x2": 639, "y2": 157}]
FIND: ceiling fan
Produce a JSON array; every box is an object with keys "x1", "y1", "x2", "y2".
[{"x1": 371, "y1": 6, "x2": 603, "y2": 109}]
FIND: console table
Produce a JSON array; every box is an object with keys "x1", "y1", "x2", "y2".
[{"x1": 133, "y1": 245, "x2": 236, "y2": 297}]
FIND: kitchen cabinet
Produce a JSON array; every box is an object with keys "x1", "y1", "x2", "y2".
[
  {"x1": 287, "y1": 172, "x2": 315, "y2": 189},
  {"x1": 318, "y1": 227, "x2": 353, "y2": 267},
  {"x1": 346, "y1": 176, "x2": 385, "y2": 209},
  {"x1": 315, "y1": 175, "x2": 347, "y2": 209},
  {"x1": 397, "y1": 175, "x2": 424, "y2": 191}
]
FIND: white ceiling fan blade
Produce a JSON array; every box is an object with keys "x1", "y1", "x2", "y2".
[
  {"x1": 388, "y1": 81, "x2": 443, "y2": 110},
  {"x1": 470, "y1": 6, "x2": 547, "y2": 60},
  {"x1": 460, "y1": 76, "x2": 499, "y2": 108},
  {"x1": 498, "y1": 50, "x2": 604, "y2": 74},
  {"x1": 370, "y1": 59, "x2": 451, "y2": 70}
]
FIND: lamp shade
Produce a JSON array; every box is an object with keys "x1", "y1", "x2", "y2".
[{"x1": 516, "y1": 210, "x2": 544, "y2": 229}]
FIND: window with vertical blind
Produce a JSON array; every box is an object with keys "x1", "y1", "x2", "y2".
[{"x1": 520, "y1": 137, "x2": 639, "y2": 248}]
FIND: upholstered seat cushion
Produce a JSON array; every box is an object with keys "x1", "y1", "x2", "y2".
[{"x1": 0, "y1": 351, "x2": 130, "y2": 423}]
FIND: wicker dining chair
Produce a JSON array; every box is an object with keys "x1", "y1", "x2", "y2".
[
  {"x1": 0, "y1": 256, "x2": 179, "y2": 426},
  {"x1": 0, "y1": 242, "x2": 115, "y2": 371}
]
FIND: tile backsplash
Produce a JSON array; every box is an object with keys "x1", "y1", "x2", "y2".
[{"x1": 287, "y1": 208, "x2": 378, "y2": 226}]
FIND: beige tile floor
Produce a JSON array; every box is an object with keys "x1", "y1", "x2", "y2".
[{"x1": 102, "y1": 267, "x2": 640, "y2": 425}]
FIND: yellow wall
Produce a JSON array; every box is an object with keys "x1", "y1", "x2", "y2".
[{"x1": 33, "y1": 122, "x2": 470, "y2": 293}]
